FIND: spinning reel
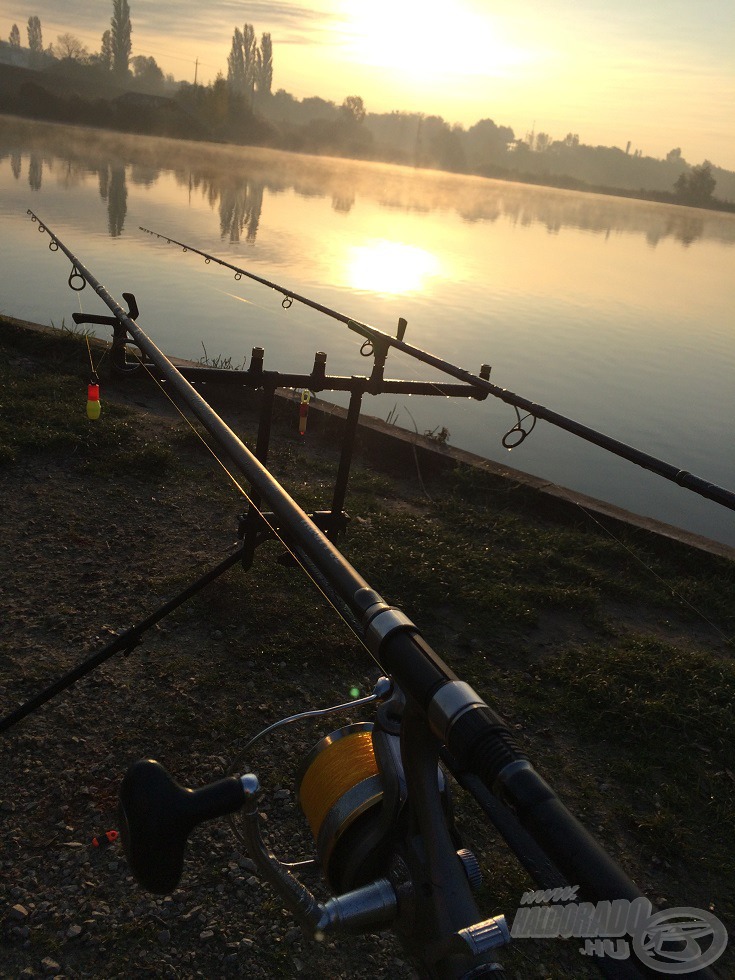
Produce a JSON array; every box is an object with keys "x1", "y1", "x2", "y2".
[{"x1": 119, "y1": 677, "x2": 510, "y2": 977}]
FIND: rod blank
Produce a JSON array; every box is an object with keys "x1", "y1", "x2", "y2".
[{"x1": 140, "y1": 224, "x2": 735, "y2": 515}]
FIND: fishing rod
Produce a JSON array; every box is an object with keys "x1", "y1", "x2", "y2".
[
  {"x1": 20, "y1": 211, "x2": 723, "y2": 978},
  {"x1": 140, "y1": 225, "x2": 735, "y2": 516}
]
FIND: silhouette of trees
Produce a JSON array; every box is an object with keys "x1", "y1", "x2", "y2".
[
  {"x1": 3, "y1": 13, "x2": 732, "y2": 209},
  {"x1": 464, "y1": 118, "x2": 515, "y2": 168},
  {"x1": 131, "y1": 55, "x2": 164, "y2": 91},
  {"x1": 111, "y1": 0, "x2": 132, "y2": 78},
  {"x1": 99, "y1": 29, "x2": 113, "y2": 71},
  {"x1": 228, "y1": 24, "x2": 272, "y2": 104},
  {"x1": 674, "y1": 162, "x2": 716, "y2": 206},
  {"x1": 53, "y1": 33, "x2": 89, "y2": 62},
  {"x1": 227, "y1": 28, "x2": 246, "y2": 95},
  {"x1": 419, "y1": 116, "x2": 466, "y2": 171},
  {"x1": 26, "y1": 16, "x2": 43, "y2": 67},
  {"x1": 256, "y1": 33, "x2": 273, "y2": 97},
  {"x1": 341, "y1": 96, "x2": 366, "y2": 124},
  {"x1": 242, "y1": 24, "x2": 256, "y2": 101}
]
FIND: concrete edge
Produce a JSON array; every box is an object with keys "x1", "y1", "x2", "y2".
[
  {"x1": 3, "y1": 313, "x2": 734, "y2": 563},
  {"x1": 276, "y1": 390, "x2": 735, "y2": 563}
]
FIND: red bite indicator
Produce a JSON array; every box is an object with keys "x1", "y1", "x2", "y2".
[
  {"x1": 91, "y1": 830, "x2": 118, "y2": 849},
  {"x1": 87, "y1": 382, "x2": 101, "y2": 420}
]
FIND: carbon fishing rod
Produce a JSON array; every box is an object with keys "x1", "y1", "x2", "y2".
[
  {"x1": 140, "y1": 224, "x2": 735, "y2": 516},
  {"x1": 23, "y1": 211, "x2": 722, "y2": 978}
]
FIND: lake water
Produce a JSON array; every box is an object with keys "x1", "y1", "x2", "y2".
[{"x1": 1, "y1": 116, "x2": 734, "y2": 547}]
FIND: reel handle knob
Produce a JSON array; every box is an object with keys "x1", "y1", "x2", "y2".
[{"x1": 118, "y1": 759, "x2": 247, "y2": 893}]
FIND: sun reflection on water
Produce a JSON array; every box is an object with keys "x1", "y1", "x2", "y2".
[{"x1": 345, "y1": 239, "x2": 441, "y2": 295}]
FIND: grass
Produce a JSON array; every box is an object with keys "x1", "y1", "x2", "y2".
[
  {"x1": 0, "y1": 318, "x2": 123, "y2": 461},
  {"x1": 0, "y1": 317, "x2": 188, "y2": 478}
]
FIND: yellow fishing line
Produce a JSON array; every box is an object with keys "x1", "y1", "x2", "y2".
[{"x1": 299, "y1": 730, "x2": 377, "y2": 839}]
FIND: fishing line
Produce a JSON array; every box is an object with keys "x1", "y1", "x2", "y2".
[
  {"x1": 127, "y1": 348, "x2": 379, "y2": 668},
  {"x1": 29, "y1": 212, "x2": 377, "y2": 667},
  {"x1": 566, "y1": 498, "x2": 733, "y2": 647},
  {"x1": 36, "y1": 212, "x2": 734, "y2": 661},
  {"x1": 142, "y1": 225, "x2": 535, "y2": 446},
  {"x1": 384, "y1": 348, "x2": 730, "y2": 641},
  {"x1": 84, "y1": 333, "x2": 108, "y2": 381},
  {"x1": 353, "y1": 329, "x2": 732, "y2": 646},
  {"x1": 144, "y1": 226, "x2": 731, "y2": 636},
  {"x1": 139, "y1": 223, "x2": 735, "y2": 522},
  {"x1": 141, "y1": 224, "x2": 527, "y2": 425}
]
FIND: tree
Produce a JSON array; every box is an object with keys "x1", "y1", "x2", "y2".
[
  {"x1": 99, "y1": 29, "x2": 113, "y2": 70},
  {"x1": 257, "y1": 32, "x2": 273, "y2": 96},
  {"x1": 227, "y1": 23, "x2": 258, "y2": 102},
  {"x1": 341, "y1": 95, "x2": 366, "y2": 124},
  {"x1": 227, "y1": 27, "x2": 245, "y2": 94},
  {"x1": 242, "y1": 23, "x2": 257, "y2": 101},
  {"x1": 53, "y1": 33, "x2": 89, "y2": 61},
  {"x1": 464, "y1": 118, "x2": 514, "y2": 168},
  {"x1": 111, "y1": 0, "x2": 132, "y2": 78},
  {"x1": 211, "y1": 73, "x2": 230, "y2": 127},
  {"x1": 27, "y1": 16, "x2": 43, "y2": 66},
  {"x1": 131, "y1": 54, "x2": 164, "y2": 90},
  {"x1": 666, "y1": 147, "x2": 682, "y2": 163},
  {"x1": 9, "y1": 24, "x2": 21, "y2": 47},
  {"x1": 673, "y1": 162, "x2": 716, "y2": 206}
]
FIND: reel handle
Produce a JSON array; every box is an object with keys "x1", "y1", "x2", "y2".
[{"x1": 118, "y1": 759, "x2": 246, "y2": 893}]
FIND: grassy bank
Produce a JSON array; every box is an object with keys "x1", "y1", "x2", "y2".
[{"x1": 1, "y1": 315, "x2": 733, "y2": 978}]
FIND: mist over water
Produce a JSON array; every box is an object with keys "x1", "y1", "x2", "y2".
[{"x1": 2, "y1": 117, "x2": 734, "y2": 546}]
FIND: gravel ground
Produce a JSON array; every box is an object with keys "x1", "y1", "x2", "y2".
[
  {"x1": 0, "y1": 353, "x2": 416, "y2": 978},
  {"x1": 2, "y1": 320, "x2": 732, "y2": 979}
]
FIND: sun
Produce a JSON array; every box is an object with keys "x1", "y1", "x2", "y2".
[{"x1": 338, "y1": 0, "x2": 532, "y2": 85}]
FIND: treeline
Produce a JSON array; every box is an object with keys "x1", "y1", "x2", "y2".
[
  {"x1": 2, "y1": 10, "x2": 734, "y2": 207},
  {"x1": 263, "y1": 94, "x2": 734, "y2": 207}
]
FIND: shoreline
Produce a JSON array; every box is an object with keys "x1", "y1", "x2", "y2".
[
  {"x1": 5, "y1": 312, "x2": 734, "y2": 563},
  {"x1": 287, "y1": 386, "x2": 735, "y2": 562}
]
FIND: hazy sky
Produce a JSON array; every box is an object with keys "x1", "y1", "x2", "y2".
[{"x1": 5, "y1": 0, "x2": 735, "y2": 169}]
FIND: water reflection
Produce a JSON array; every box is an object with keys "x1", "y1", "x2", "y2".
[
  {"x1": 332, "y1": 193, "x2": 355, "y2": 214},
  {"x1": 98, "y1": 164, "x2": 128, "y2": 237},
  {"x1": 28, "y1": 152, "x2": 42, "y2": 191},
  {"x1": 347, "y1": 240, "x2": 440, "y2": 294},
  {"x1": 219, "y1": 181, "x2": 263, "y2": 244},
  {"x1": 1, "y1": 118, "x2": 732, "y2": 248}
]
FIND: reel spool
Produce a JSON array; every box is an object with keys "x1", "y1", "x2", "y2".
[{"x1": 297, "y1": 722, "x2": 385, "y2": 893}]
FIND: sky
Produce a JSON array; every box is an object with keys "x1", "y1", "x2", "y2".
[{"x1": 4, "y1": 0, "x2": 735, "y2": 169}]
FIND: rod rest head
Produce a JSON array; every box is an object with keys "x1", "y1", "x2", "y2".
[{"x1": 118, "y1": 759, "x2": 246, "y2": 894}]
